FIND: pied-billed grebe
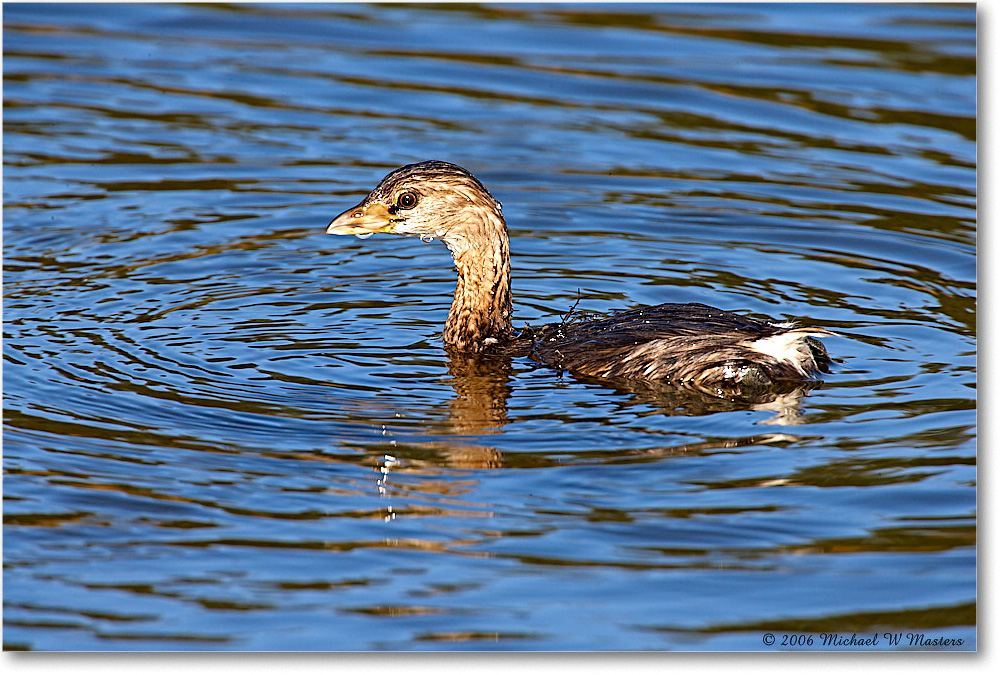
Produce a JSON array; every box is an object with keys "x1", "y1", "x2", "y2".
[{"x1": 326, "y1": 161, "x2": 834, "y2": 394}]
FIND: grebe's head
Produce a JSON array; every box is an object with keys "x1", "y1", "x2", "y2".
[{"x1": 326, "y1": 160, "x2": 504, "y2": 244}]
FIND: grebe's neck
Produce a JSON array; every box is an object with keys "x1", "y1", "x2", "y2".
[{"x1": 441, "y1": 205, "x2": 513, "y2": 352}]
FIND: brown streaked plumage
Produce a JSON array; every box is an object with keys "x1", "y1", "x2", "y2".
[{"x1": 326, "y1": 160, "x2": 834, "y2": 397}]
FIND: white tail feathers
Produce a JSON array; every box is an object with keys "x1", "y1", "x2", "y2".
[{"x1": 751, "y1": 328, "x2": 837, "y2": 377}]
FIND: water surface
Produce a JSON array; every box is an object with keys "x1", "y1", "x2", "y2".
[{"x1": 3, "y1": 2, "x2": 976, "y2": 650}]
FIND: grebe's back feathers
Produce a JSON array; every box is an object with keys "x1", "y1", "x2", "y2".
[{"x1": 520, "y1": 302, "x2": 834, "y2": 393}]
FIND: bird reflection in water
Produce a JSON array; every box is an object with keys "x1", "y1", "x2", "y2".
[{"x1": 368, "y1": 348, "x2": 816, "y2": 492}]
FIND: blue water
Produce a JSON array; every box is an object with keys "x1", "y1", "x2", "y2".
[{"x1": 3, "y1": 2, "x2": 976, "y2": 651}]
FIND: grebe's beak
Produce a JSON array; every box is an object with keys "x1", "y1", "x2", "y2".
[{"x1": 326, "y1": 200, "x2": 395, "y2": 238}]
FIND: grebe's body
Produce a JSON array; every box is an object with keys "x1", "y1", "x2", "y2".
[{"x1": 327, "y1": 161, "x2": 833, "y2": 395}]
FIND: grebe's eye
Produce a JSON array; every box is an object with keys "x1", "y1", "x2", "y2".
[{"x1": 397, "y1": 191, "x2": 418, "y2": 210}]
